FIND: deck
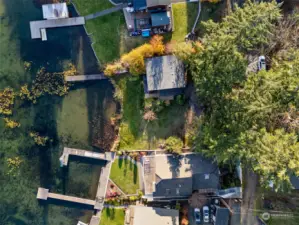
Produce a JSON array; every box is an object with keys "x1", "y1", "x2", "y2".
[
  {"x1": 59, "y1": 147, "x2": 110, "y2": 167},
  {"x1": 65, "y1": 74, "x2": 107, "y2": 82},
  {"x1": 30, "y1": 17, "x2": 85, "y2": 39},
  {"x1": 37, "y1": 188, "x2": 96, "y2": 206}
]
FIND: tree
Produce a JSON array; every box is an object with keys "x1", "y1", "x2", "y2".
[
  {"x1": 165, "y1": 136, "x2": 184, "y2": 154},
  {"x1": 150, "y1": 35, "x2": 165, "y2": 56},
  {"x1": 239, "y1": 129, "x2": 299, "y2": 191},
  {"x1": 187, "y1": 1, "x2": 299, "y2": 191}
]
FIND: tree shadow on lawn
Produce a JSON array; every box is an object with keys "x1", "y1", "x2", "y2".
[
  {"x1": 105, "y1": 208, "x2": 116, "y2": 220},
  {"x1": 123, "y1": 77, "x2": 144, "y2": 138}
]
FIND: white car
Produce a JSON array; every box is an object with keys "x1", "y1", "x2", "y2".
[
  {"x1": 194, "y1": 208, "x2": 201, "y2": 224},
  {"x1": 258, "y1": 55, "x2": 266, "y2": 70},
  {"x1": 203, "y1": 206, "x2": 209, "y2": 223}
]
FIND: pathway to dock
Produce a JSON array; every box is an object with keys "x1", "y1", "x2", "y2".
[
  {"x1": 37, "y1": 188, "x2": 96, "y2": 206},
  {"x1": 84, "y1": 3, "x2": 128, "y2": 20},
  {"x1": 59, "y1": 147, "x2": 112, "y2": 167},
  {"x1": 65, "y1": 74, "x2": 107, "y2": 82},
  {"x1": 30, "y1": 17, "x2": 85, "y2": 39}
]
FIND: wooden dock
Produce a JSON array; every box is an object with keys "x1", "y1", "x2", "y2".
[
  {"x1": 37, "y1": 188, "x2": 95, "y2": 206},
  {"x1": 30, "y1": 17, "x2": 85, "y2": 39},
  {"x1": 94, "y1": 161, "x2": 112, "y2": 210},
  {"x1": 65, "y1": 74, "x2": 107, "y2": 82},
  {"x1": 59, "y1": 147, "x2": 111, "y2": 167}
]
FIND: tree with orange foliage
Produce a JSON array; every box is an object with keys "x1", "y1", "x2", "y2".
[{"x1": 150, "y1": 35, "x2": 165, "y2": 56}]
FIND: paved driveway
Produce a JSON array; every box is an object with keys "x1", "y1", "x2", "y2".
[{"x1": 188, "y1": 206, "x2": 213, "y2": 225}]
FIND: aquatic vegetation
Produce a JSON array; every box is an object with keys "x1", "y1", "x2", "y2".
[
  {"x1": 62, "y1": 63, "x2": 77, "y2": 77},
  {"x1": 3, "y1": 118, "x2": 20, "y2": 129},
  {"x1": 29, "y1": 131, "x2": 50, "y2": 146},
  {"x1": 0, "y1": 88, "x2": 15, "y2": 115},
  {"x1": 6, "y1": 157, "x2": 22, "y2": 176}
]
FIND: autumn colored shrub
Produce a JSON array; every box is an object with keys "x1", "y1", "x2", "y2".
[
  {"x1": 0, "y1": 88, "x2": 15, "y2": 116},
  {"x1": 104, "y1": 36, "x2": 166, "y2": 76},
  {"x1": 150, "y1": 35, "x2": 165, "y2": 55},
  {"x1": 104, "y1": 61, "x2": 126, "y2": 76},
  {"x1": 143, "y1": 110, "x2": 157, "y2": 121},
  {"x1": 62, "y1": 63, "x2": 77, "y2": 77}
]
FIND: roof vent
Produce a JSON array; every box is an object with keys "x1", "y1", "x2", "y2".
[{"x1": 205, "y1": 174, "x2": 210, "y2": 180}]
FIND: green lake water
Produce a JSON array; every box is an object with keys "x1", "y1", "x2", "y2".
[{"x1": 0, "y1": 0, "x2": 116, "y2": 224}]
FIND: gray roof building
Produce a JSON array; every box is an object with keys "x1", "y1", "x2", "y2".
[
  {"x1": 145, "y1": 55, "x2": 185, "y2": 92},
  {"x1": 125, "y1": 206, "x2": 179, "y2": 225},
  {"x1": 142, "y1": 153, "x2": 219, "y2": 200},
  {"x1": 290, "y1": 176, "x2": 299, "y2": 189}
]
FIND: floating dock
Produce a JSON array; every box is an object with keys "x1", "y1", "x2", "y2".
[
  {"x1": 65, "y1": 74, "x2": 107, "y2": 82},
  {"x1": 30, "y1": 17, "x2": 85, "y2": 39},
  {"x1": 37, "y1": 188, "x2": 96, "y2": 206}
]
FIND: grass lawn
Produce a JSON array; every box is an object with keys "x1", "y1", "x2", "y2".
[
  {"x1": 72, "y1": 0, "x2": 148, "y2": 65},
  {"x1": 110, "y1": 158, "x2": 140, "y2": 194},
  {"x1": 113, "y1": 76, "x2": 188, "y2": 150},
  {"x1": 100, "y1": 208, "x2": 125, "y2": 225},
  {"x1": 170, "y1": 2, "x2": 199, "y2": 42}
]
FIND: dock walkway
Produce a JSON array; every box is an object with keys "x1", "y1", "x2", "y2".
[
  {"x1": 59, "y1": 147, "x2": 111, "y2": 167},
  {"x1": 85, "y1": 4, "x2": 127, "y2": 20},
  {"x1": 37, "y1": 188, "x2": 96, "y2": 206},
  {"x1": 65, "y1": 74, "x2": 107, "y2": 82},
  {"x1": 30, "y1": 17, "x2": 85, "y2": 39}
]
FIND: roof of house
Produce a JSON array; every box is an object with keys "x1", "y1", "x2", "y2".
[
  {"x1": 146, "y1": 0, "x2": 171, "y2": 8},
  {"x1": 126, "y1": 206, "x2": 179, "y2": 225},
  {"x1": 133, "y1": 0, "x2": 147, "y2": 10},
  {"x1": 145, "y1": 55, "x2": 185, "y2": 92},
  {"x1": 143, "y1": 154, "x2": 219, "y2": 198},
  {"x1": 151, "y1": 12, "x2": 170, "y2": 27},
  {"x1": 290, "y1": 176, "x2": 299, "y2": 189},
  {"x1": 215, "y1": 207, "x2": 230, "y2": 225},
  {"x1": 42, "y1": 3, "x2": 69, "y2": 20}
]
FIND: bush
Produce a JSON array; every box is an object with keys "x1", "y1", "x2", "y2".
[
  {"x1": 143, "y1": 110, "x2": 157, "y2": 121},
  {"x1": 62, "y1": 63, "x2": 77, "y2": 77},
  {"x1": 104, "y1": 62, "x2": 126, "y2": 76},
  {"x1": 150, "y1": 35, "x2": 165, "y2": 56},
  {"x1": 165, "y1": 136, "x2": 183, "y2": 154},
  {"x1": 0, "y1": 88, "x2": 15, "y2": 115}
]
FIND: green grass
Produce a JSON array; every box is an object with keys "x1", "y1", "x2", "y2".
[
  {"x1": 113, "y1": 76, "x2": 188, "y2": 150},
  {"x1": 100, "y1": 208, "x2": 125, "y2": 225},
  {"x1": 110, "y1": 158, "x2": 139, "y2": 194},
  {"x1": 171, "y1": 2, "x2": 199, "y2": 42}
]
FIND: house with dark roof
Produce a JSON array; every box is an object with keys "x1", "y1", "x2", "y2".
[
  {"x1": 144, "y1": 55, "x2": 186, "y2": 99},
  {"x1": 290, "y1": 176, "x2": 299, "y2": 190},
  {"x1": 142, "y1": 153, "x2": 220, "y2": 201},
  {"x1": 123, "y1": 0, "x2": 172, "y2": 35},
  {"x1": 125, "y1": 206, "x2": 179, "y2": 225}
]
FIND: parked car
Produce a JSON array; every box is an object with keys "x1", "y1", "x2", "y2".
[
  {"x1": 194, "y1": 208, "x2": 201, "y2": 224},
  {"x1": 203, "y1": 206, "x2": 209, "y2": 223},
  {"x1": 258, "y1": 55, "x2": 266, "y2": 70}
]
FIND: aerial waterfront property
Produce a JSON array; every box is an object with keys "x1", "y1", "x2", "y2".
[{"x1": 1, "y1": 1, "x2": 299, "y2": 225}]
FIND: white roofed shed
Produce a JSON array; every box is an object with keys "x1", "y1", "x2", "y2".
[{"x1": 42, "y1": 3, "x2": 69, "y2": 20}]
